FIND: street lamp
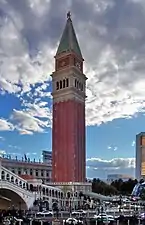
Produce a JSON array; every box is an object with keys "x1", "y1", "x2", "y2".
[
  {"x1": 119, "y1": 195, "x2": 122, "y2": 214},
  {"x1": 39, "y1": 185, "x2": 43, "y2": 212}
]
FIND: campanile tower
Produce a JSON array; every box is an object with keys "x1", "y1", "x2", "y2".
[{"x1": 52, "y1": 13, "x2": 87, "y2": 183}]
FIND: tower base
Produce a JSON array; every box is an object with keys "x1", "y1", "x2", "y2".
[{"x1": 47, "y1": 182, "x2": 92, "y2": 210}]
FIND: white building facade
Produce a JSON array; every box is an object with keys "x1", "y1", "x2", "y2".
[{"x1": 0, "y1": 156, "x2": 52, "y2": 184}]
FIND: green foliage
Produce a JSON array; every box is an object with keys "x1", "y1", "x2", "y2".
[
  {"x1": 92, "y1": 178, "x2": 118, "y2": 195},
  {"x1": 111, "y1": 178, "x2": 138, "y2": 195},
  {"x1": 92, "y1": 178, "x2": 138, "y2": 196},
  {"x1": 140, "y1": 189, "x2": 145, "y2": 200}
]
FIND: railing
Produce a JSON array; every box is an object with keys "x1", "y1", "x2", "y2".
[
  {"x1": 1, "y1": 166, "x2": 28, "y2": 191},
  {"x1": 0, "y1": 180, "x2": 33, "y2": 196},
  {"x1": 1, "y1": 166, "x2": 27, "y2": 182}
]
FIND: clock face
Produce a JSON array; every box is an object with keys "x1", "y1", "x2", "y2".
[
  {"x1": 60, "y1": 60, "x2": 66, "y2": 67},
  {"x1": 58, "y1": 57, "x2": 69, "y2": 69}
]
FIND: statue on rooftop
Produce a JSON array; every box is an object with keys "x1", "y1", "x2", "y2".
[{"x1": 67, "y1": 11, "x2": 71, "y2": 20}]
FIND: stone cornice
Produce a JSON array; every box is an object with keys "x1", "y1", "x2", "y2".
[{"x1": 52, "y1": 66, "x2": 87, "y2": 80}]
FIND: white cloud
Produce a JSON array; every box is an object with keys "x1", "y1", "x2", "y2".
[
  {"x1": 107, "y1": 146, "x2": 118, "y2": 151},
  {"x1": 86, "y1": 157, "x2": 135, "y2": 179},
  {"x1": 0, "y1": 118, "x2": 14, "y2": 131},
  {"x1": 0, "y1": 150, "x2": 6, "y2": 156},
  {"x1": 24, "y1": 102, "x2": 52, "y2": 120},
  {"x1": 0, "y1": 1, "x2": 53, "y2": 94},
  {"x1": 10, "y1": 109, "x2": 50, "y2": 134},
  {"x1": 87, "y1": 157, "x2": 135, "y2": 170},
  {"x1": 1, "y1": 0, "x2": 145, "y2": 129}
]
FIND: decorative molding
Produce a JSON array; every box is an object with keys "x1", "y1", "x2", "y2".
[{"x1": 52, "y1": 66, "x2": 87, "y2": 80}]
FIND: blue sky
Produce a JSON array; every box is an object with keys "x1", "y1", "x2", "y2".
[{"x1": 1, "y1": 0, "x2": 145, "y2": 179}]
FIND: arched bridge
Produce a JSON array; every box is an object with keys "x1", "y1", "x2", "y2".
[{"x1": 0, "y1": 166, "x2": 35, "y2": 209}]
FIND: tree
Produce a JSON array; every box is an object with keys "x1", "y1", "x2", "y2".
[
  {"x1": 92, "y1": 178, "x2": 118, "y2": 195},
  {"x1": 91, "y1": 178, "x2": 138, "y2": 196},
  {"x1": 111, "y1": 178, "x2": 138, "y2": 195},
  {"x1": 140, "y1": 189, "x2": 145, "y2": 200}
]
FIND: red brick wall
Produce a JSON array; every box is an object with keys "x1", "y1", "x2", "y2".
[{"x1": 52, "y1": 100, "x2": 86, "y2": 182}]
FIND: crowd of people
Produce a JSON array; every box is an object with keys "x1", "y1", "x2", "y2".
[{"x1": 0, "y1": 209, "x2": 25, "y2": 224}]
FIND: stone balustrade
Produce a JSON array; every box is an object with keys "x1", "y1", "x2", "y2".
[{"x1": 1, "y1": 166, "x2": 28, "y2": 189}]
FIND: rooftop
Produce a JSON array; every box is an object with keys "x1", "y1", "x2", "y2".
[{"x1": 56, "y1": 12, "x2": 83, "y2": 59}]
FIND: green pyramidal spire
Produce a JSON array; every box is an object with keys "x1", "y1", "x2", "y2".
[{"x1": 56, "y1": 12, "x2": 83, "y2": 58}]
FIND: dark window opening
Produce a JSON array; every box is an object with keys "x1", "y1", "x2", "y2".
[
  {"x1": 46, "y1": 171, "x2": 49, "y2": 177},
  {"x1": 41, "y1": 170, "x2": 44, "y2": 177},
  {"x1": 60, "y1": 80, "x2": 62, "y2": 89},
  {"x1": 63, "y1": 79, "x2": 65, "y2": 88},
  {"x1": 36, "y1": 170, "x2": 38, "y2": 176},
  {"x1": 66, "y1": 78, "x2": 69, "y2": 87},
  {"x1": 56, "y1": 81, "x2": 59, "y2": 90},
  {"x1": 30, "y1": 169, "x2": 33, "y2": 176},
  {"x1": 75, "y1": 79, "x2": 77, "y2": 87}
]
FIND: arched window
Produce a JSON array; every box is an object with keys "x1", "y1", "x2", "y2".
[
  {"x1": 42, "y1": 187, "x2": 45, "y2": 195},
  {"x1": 30, "y1": 169, "x2": 33, "y2": 176},
  {"x1": 56, "y1": 81, "x2": 59, "y2": 90},
  {"x1": 46, "y1": 189, "x2": 48, "y2": 196},
  {"x1": 52, "y1": 190, "x2": 54, "y2": 197},
  {"x1": 30, "y1": 184, "x2": 33, "y2": 191},
  {"x1": 1, "y1": 171, "x2": 5, "y2": 180},
  {"x1": 15, "y1": 179, "x2": 18, "y2": 185},
  {"x1": 75, "y1": 79, "x2": 77, "y2": 88},
  {"x1": 19, "y1": 181, "x2": 22, "y2": 187},
  {"x1": 61, "y1": 192, "x2": 63, "y2": 199},
  {"x1": 67, "y1": 192, "x2": 71, "y2": 198},
  {"x1": 11, "y1": 176, "x2": 14, "y2": 183},
  {"x1": 6, "y1": 174, "x2": 10, "y2": 181},
  {"x1": 63, "y1": 79, "x2": 65, "y2": 88},
  {"x1": 66, "y1": 78, "x2": 69, "y2": 87},
  {"x1": 60, "y1": 80, "x2": 62, "y2": 89},
  {"x1": 23, "y1": 183, "x2": 26, "y2": 189},
  {"x1": 35, "y1": 170, "x2": 38, "y2": 176}
]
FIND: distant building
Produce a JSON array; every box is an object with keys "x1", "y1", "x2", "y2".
[
  {"x1": 107, "y1": 174, "x2": 133, "y2": 184},
  {"x1": 136, "y1": 132, "x2": 145, "y2": 180},
  {"x1": 0, "y1": 155, "x2": 52, "y2": 184},
  {"x1": 42, "y1": 150, "x2": 52, "y2": 163}
]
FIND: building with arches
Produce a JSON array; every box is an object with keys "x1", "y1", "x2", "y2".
[
  {"x1": 0, "y1": 160, "x2": 64, "y2": 210},
  {"x1": 1, "y1": 154, "x2": 52, "y2": 184}
]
